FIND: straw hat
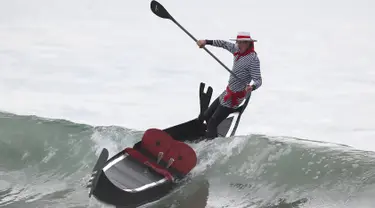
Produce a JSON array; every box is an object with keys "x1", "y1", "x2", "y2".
[{"x1": 230, "y1": 31, "x2": 257, "y2": 42}]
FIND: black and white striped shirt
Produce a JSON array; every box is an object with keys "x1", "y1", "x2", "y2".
[{"x1": 208, "y1": 40, "x2": 262, "y2": 108}]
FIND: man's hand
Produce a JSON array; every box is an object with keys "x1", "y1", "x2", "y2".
[
  {"x1": 245, "y1": 85, "x2": 253, "y2": 92},
  {"x1": 197, "y1": 40, "x2": 206, "y2": 48}
]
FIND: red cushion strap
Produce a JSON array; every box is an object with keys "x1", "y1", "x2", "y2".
[
  {"x1": 144, "y1": 161, "x2": 174, "y2": 181},
  {"x1": 124, "y1": 148, "x2": 173, "y2": 181}
]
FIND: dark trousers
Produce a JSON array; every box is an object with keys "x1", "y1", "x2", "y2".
[{"x1": 201, "y1": 97, "x2": 234, "y2": 139}]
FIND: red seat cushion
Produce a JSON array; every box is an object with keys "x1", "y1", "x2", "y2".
[
  {"x1": 126, "y1": 128, "x2": 197, "y2": 176},
  {"x1": 124, "y1": 147, "x2": 173, "y2": 181},
  {"x1": 164, "y1": 141, "x2": 197, "y2": 175},
  {"x1": 141, "y1": 128, "x2": 173, "y2": 159}
]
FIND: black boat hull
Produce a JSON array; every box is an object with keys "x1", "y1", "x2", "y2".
[
  {"x1": 88, "y1": 82, "x2": 251, "y2": 207},
  {"x1": 89, "y1": 149, "x2": 176, "y2": 207}
]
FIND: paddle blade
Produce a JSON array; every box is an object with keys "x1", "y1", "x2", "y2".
[{"x1": 150, "y1": 0, "x2": 171, "y2": 19}]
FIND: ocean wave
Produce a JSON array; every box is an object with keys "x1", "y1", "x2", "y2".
[{"x1": 1, "y1": 112, "x2": 375, "y2": 208}]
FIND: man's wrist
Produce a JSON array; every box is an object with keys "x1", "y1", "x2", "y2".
[
  {"x1": 250, "y1": 84, "x2": 256, "y2": 91},
  {"x1": 205, "y1": 40, "x2": 213, "y2": 45}
]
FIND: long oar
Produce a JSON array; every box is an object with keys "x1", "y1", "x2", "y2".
[{"x1": 150, "y1": 0, "x2": 244, "y2": 83}]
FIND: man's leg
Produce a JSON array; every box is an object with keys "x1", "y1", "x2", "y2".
[{"x1": 205, "y1": 104, "x2": 234, "y2": 139}]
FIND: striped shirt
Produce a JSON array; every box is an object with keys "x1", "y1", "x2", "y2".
[{"x1": 209, "y1": 40, "x2": 262, "y2": 108}]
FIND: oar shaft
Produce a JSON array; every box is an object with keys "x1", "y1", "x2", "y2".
[
  {"x1": 170, "y1": 17, "x2": 197, "y2": 42},
  {"x1": 170, "y1": 18, "x2": 244, "y2": 82},
  {"x1": 202, "y1": 48, "x2": 240, "y2": 79}
]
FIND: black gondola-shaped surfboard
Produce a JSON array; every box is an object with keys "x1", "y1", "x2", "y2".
[{"x1": 88, "y1": 82, "x2": 251, "y2": 207}]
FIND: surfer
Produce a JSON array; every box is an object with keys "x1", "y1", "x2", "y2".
[{"x1": 196, "y1": 32, "x2": 262, "y2": 139}]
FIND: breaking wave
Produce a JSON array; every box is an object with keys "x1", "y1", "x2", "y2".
[{"x1": 1, "y1": 111, "x2": 375, "y2": 208}]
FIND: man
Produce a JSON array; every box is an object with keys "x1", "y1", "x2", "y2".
[{"x1": 196, "y1": 31, "x2": 262, "y2": 139}]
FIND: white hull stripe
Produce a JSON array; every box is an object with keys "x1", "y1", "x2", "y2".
[{"x1": 226, "y1": 112, "x2": 239, "y2": 137}]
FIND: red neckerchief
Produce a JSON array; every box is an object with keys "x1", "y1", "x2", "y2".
[{"x1": 233, "y1": 47, "x2": 255, "y2": 61}]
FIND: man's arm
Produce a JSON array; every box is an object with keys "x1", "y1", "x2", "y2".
[
  {"x1": 205, "y1": 40, "x2": 238, "y2": 54},
  {"x1": 248, "y1": 56, "x2": 262, "y2": 91}
]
